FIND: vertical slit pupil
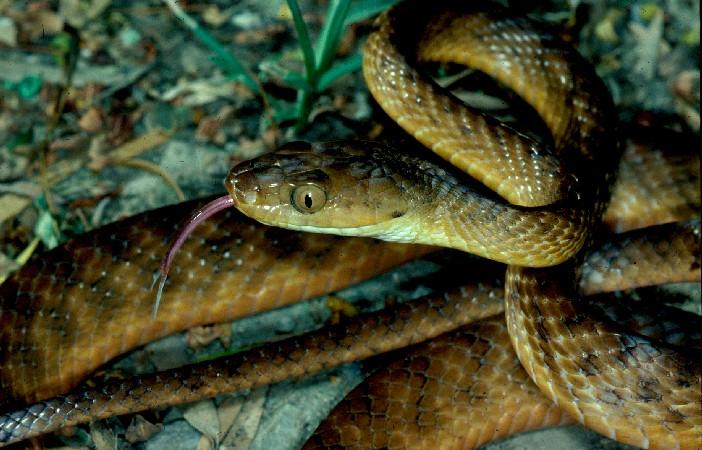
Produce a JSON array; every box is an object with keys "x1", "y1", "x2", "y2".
[{"x1": 305, "y1": 193, "x2": 313, "y2": 208}]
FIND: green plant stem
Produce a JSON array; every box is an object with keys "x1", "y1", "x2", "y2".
[
  {"x1": 295, "y1": 89, "x2": 314, "y2": 131},
  {"x1": 286, "y1": 0, "x2": 318, "y2": 86},
  {"x1": 315, "y1": 0, "x2": 351, "y2": 73},
  {"x1": 162, "y1": 0, "x2": 260, "y2": 93}
]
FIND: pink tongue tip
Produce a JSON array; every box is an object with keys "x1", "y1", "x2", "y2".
[{"x1": 151, "y1": 195, "x2": 235, "y2": 318}]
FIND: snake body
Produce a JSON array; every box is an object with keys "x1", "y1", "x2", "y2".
[
  {"x1": 226, "y1": 1, "x2": 701, "y2": 448},
  {"x1": 0, "y1": 202, "x2": 430, "y2": 405},
  {"x1": 0, "y1": 221, "x2": 697, "y2": 447},
  {"x1": 228, "y1": 2, "x2": 618, "y2": 267},
  {"x1": 0, "y1": 0, "x2": 700, "y2": 448}
]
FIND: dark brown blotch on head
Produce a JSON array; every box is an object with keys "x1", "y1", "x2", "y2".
[{"x1": 277, "y1": 141, "x2": 312, "y2": 154}]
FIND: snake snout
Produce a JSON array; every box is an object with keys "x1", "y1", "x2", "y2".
[
  {"x1": 225, "y1": 167, "x2": 261, "y2": 207},
  {"x1": 225, "y1": 157, "x2": 288, "y2": 209}
]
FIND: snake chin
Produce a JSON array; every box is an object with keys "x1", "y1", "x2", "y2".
[{"x1": 250, "y1": 217, "x2": 423, "y2": 242}]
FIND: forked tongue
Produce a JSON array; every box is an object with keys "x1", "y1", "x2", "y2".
[{"x1": 151, "y1": 195, "x2": 234, "y2": 318}]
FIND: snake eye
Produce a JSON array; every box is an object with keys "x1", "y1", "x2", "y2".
[{"x1": 291, "y1": 184, "x2": 327, "y2": 213}]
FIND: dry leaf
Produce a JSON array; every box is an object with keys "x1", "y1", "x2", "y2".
[
  {"x1": 183, "y1": 399, "x2": 220, "y2": 442},
  {"x1": 197, "y1": 435, "x2": 215, "y2": 450},
  {"x1": 185, "y1": 323, "x2": 232, "y2": 349},
  {"x1": 0, "y1": 252, "x2": 19, "y2": 283},
  {"x1": 0, "y1": 193, "x2": 30, "y2": 225},
  {"x1": 78, "y1": 107, "x2": 103, "y2": 133},
  {"x1": 326, "y1": 296, "x2": 358, "y2": 324},
  {"x1": 195, "y1": 105, "x2": 234, "y2": 144},
  {"x1": 19, "y1": 7, "x2": 64, "y2": 41},
  {"x1": 124, "y1": 415, "x2": 163, "y2": 443},
  {"x1": 236, "y1": 136, "x2": 266, "y2": 161},
  {"x1": 233, "y1": 24, "x2": 286, "y2": 45},
  {"x1": 160, "y1": 78, "x2": 241, "y2": 106},
  {"x1": 89, "y1": 420, "x2": 117, "y2": 450},
  {"x1": 59, "y1": 0, "x2": 110, "y2": 28},
  {"x1": 202, "y1": 5, "x2": 228, "y2": 27},
  {"x1": 0, "y1": 16, "x2": 17, "y2": 46},
  {"x1": 671, "y1": 70, "x2": 700, "y2": 103},
  {"x1": 220, "y1": 387, "x2": 267, "y2": 450},
  {"x1": 261, "y1": 125, "x2": 281, "y2": 148},
  {"x1": 216, "y1": 396, "x2": 244, "y2": 442}
]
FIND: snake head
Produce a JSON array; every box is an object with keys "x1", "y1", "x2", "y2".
[{"x1": 225, "y1": 141, "x2": 419, "y2": 236}]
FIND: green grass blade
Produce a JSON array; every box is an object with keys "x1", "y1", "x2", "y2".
[
  {"x1": 162, "y1": 0, "x2": 259, "y2": 93},
  {"x1": 286, "y1": 0, "x2": 318, "y2": 86},
  {"x1": 317, "y1": 53, "x2": 362, "y2": 90},
  {"x1": 344, "y1": 0, "x2": 400, "y2": 25},
  {"x1": 294, "y1": 89, "x2": 314, "y2": 130},
  {"x1": 271, "y1": 102, "x2": 300, "y2": 124},
  {"x1": 259, "y1": 61, "x2": 314, "y2": 91},
  {"x1": 315, "y1": 0, "x2": 351, "y2": 74}
]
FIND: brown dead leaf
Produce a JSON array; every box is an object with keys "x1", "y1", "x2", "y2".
[
  {"x1": 326, "y1": 296, "x2": 358, "y2": 324},
  {"x1": 220, "y1": 388, "x2": 267, "y2": 450},
  {"x1": 183, "y1": 400, "x2": 219, "y2": 441},
  {"x1": 68, "y1": 83, "x2": 104, "y2": 111},
  {"x1": 0, "y1": 194, "x2": 30, "y2": 225},
  {"x1": 59, "y1": 0, "x2": 110, "y2": 28},
  {"x1": 0, "y1": 16, "x2": 17, "y2": 46},
  {"x1": 594, "y1": 8, "x2": 624, "y2": 44},
  {"x1": 107, "y1": 112, "x2": 134, "y2": 147},
  {"x1": 233, "y1": 24, "x2": 286, "y2": 45},
  {"x1": 332, "y1": 94, "x2": 348, "y2": 110},
  {"x1": 49, "y1": 133, "x2": 89, "y2": 152},
  {"x1": 197, "y1": 435, "x2": 215, "y2": 450},
  {"x1": 68, "y1": 189, "x2": 121, "y2": 209},
  {"x1": 57, "y1": 425, "x2": 77, "y2": 439},
  {"x1": 261, "y1": 125, "x2": 281, "y2": 148},
  {"x1": 89, "y1": 420, "x2": 117, "y2": 450},
  {"x1": 0, "y1": 252, "x2": 19, "y2": 283},
  {"x1": 87, "y1": 129, "x2": 172, "y2": 171},
  {"x1": 671, "y1": 70, "x2": 700, "y2": 103},
  {"x1": 232, "y1": 83, "x2": 256, "y2": 101},
  {"x1": 78, "y1": 107, "x2": 103, "y2": 133},
  {"x1": 124, "y1": 415, "x2": 163, "y2": 444},
  {"x1": 235, "y1": 136, "x2": 266, "y2": 161},
  {"x1": 16, "y1": 5, "x2": 64, "y2": 41},
  {"x1": 195, "y1": 105, "x2": 234, "y2": 143},
  {"x1": 185, "y1": 323, "x2": 232, "y2": 349},
  {"x1": 216, "y1": 396, "x2": 244, "y2": 442},
  {"x1": 197, "y1": 119, "x2": 226, "y2": 145},
  {"x1": 202, "y1": 5, "x2": 228, "y2": 27},
  {"x1": 676, "y1": 101, "x2": 700, "y2": 131}
]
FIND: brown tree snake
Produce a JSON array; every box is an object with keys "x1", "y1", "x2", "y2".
[{"x1": 0, "y1": 1, "x2": 699, "y2": 448}]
